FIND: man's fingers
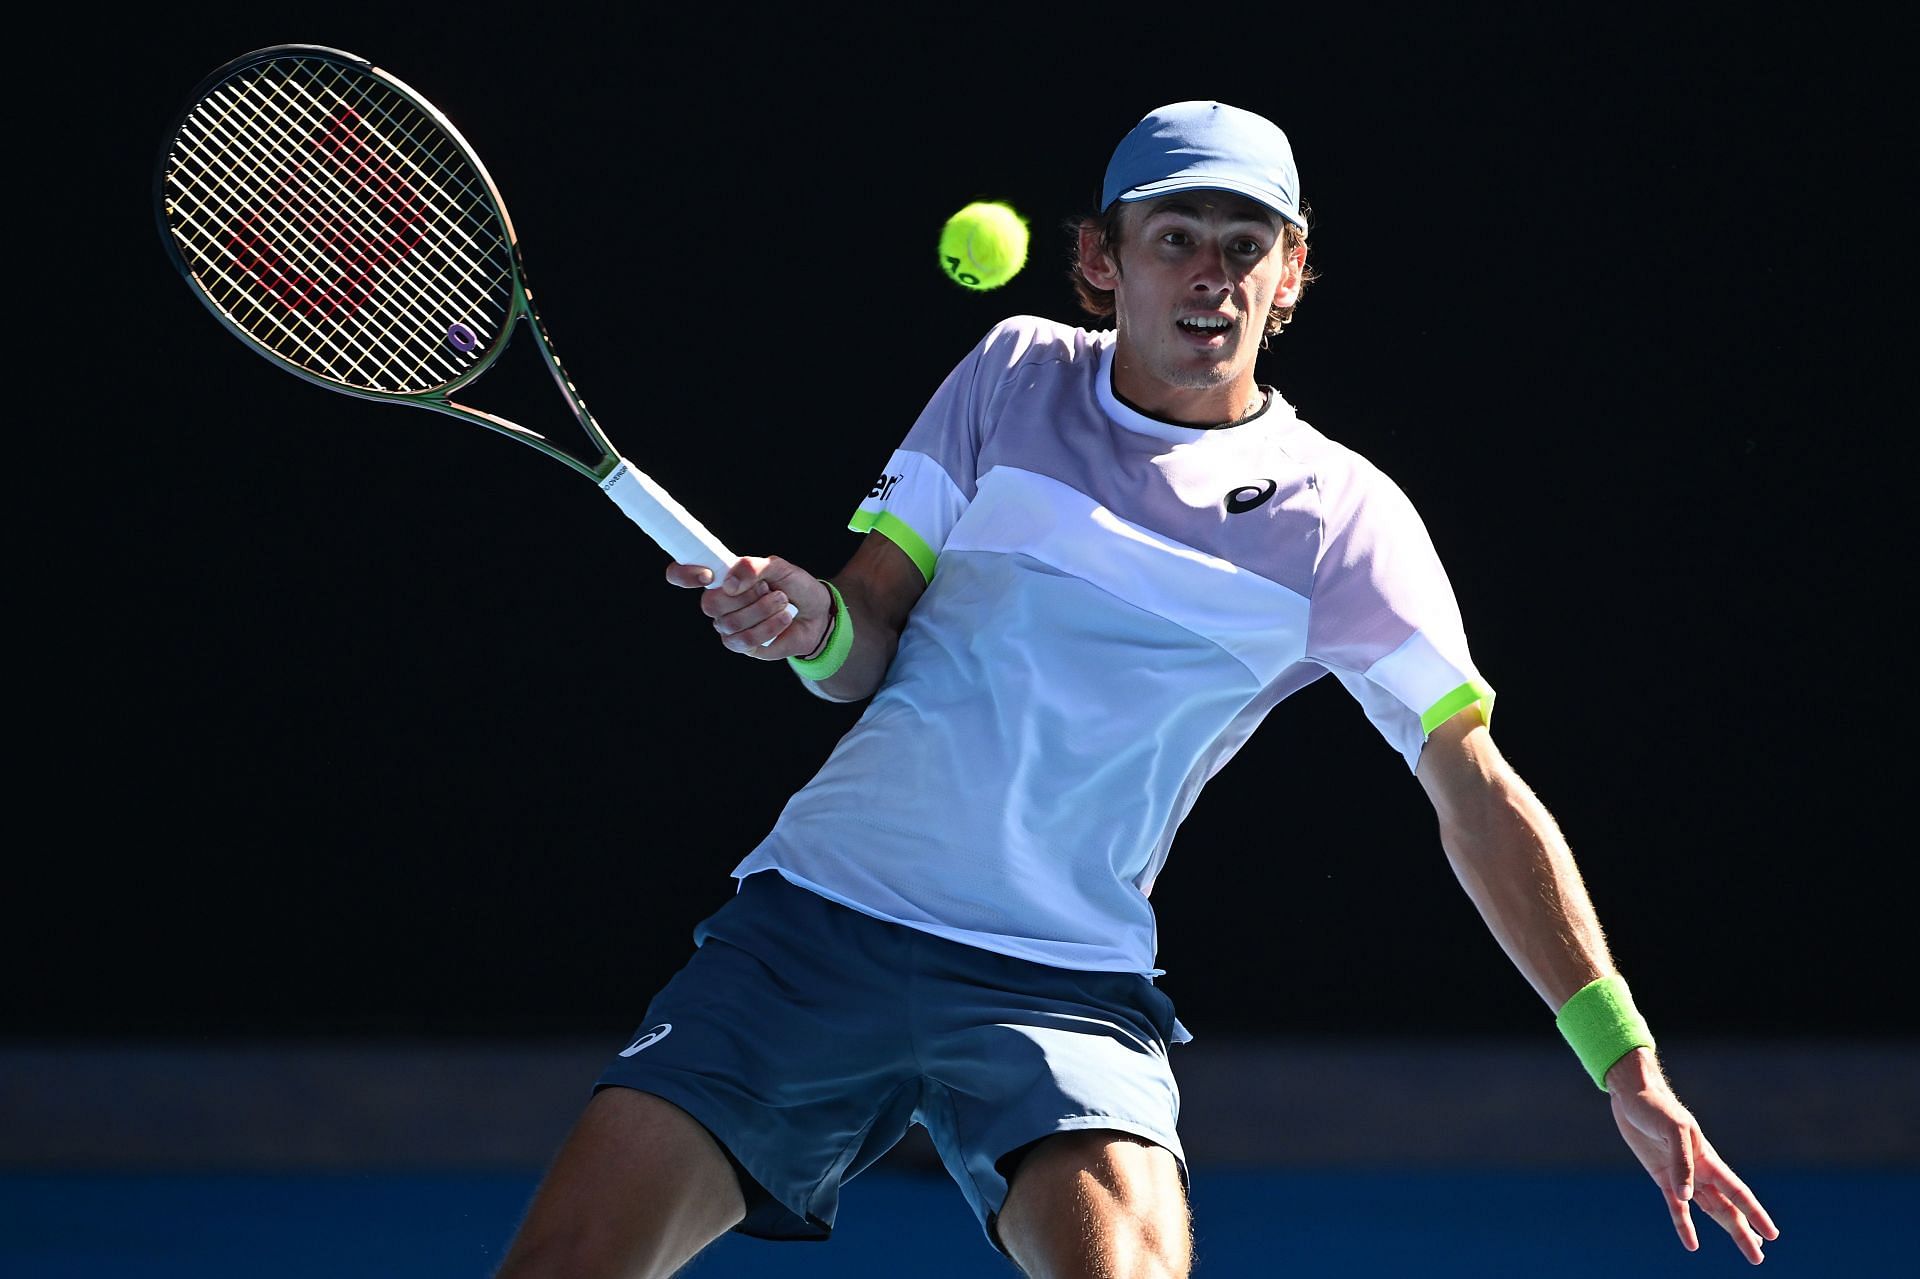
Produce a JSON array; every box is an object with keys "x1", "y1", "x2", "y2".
[
  {"x1": 1700, "y1": 1143, "x2": 1780, "y2": 1242},
  {"x1": 664, "y1": 563, "x2": 716, "y2": 589},
  {"x1": 1714, "y1": 1172, "x2": 1778, "y2": 1242},
  {"x1": 676, "y1": 553, "x2": 815, "y2": 656},
  {"x1": 1740, "y1": 1191, "x2": 1780, "y2": 1243},
  {"x1": 1672, "y1": 1123, "x2": 1698, "y2": 1203},
  {"x1": 1693, "y1": 1183, "x2": 1767, "y2": 1265},
  {"x1": 720, "y1": 555, "x2": 795, "y2": 597},
  {"x1": 714, "y1": 590, "x2": 791, "y2": 647},
  {"x1": 1663, "y1": 1180, "x2": 1701, "y2": 1252},
  {"x1": 703, "y1": 579, "x2": 771, "y2": 621}
]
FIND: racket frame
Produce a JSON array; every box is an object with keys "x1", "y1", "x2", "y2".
[{"x1": 154, "y1": 43, "x2": 617, "y2": 483}]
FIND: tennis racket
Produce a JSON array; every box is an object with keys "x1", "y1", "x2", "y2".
[{"x1": 154, "y1": 44, "x2": 793, "y2": 624}]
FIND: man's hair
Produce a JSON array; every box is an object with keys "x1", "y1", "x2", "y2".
[{"x1": 1068, "y1": 203, "x2": 1316, "y2": 337}]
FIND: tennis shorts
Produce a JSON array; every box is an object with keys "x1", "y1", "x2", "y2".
[{"x1": 595, "y1": 870, "x2": 1186, "y2": 1247}]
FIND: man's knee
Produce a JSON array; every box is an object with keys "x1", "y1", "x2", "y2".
[{"x1": 997, "y1": 1130, "x2": 1191, "y2": 1279}]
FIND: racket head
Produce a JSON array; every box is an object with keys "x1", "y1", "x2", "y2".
[{"x1": 155, "y1": 45, "x2": 527, "y2": 406}]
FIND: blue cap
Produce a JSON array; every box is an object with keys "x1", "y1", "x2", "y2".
[{"x1": 1101, "y1": 101, "x2": 1305, "y2": 230}]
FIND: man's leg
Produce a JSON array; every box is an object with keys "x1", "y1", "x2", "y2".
[
  {"x1": 995, "y1": 1131, "x2": 1191, "y2": 1279},
  {"x1": 495, "y1": 1087, "x2": 746, "y2": 1279}
]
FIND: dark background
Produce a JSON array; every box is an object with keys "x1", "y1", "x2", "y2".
[{"x1": 24, "y1": 8, "x2": 1908, "y2": 1046}]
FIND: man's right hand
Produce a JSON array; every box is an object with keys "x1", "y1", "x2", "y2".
[{"x1": 665, "y1": 556, "x2": 831, "y2": 660}]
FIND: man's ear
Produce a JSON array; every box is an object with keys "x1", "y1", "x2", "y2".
[
  {"x1": 1077, "y1": 221, "x2": 1120, "y2": 290},
  {"x1": 1273, "y1": 239, "x2": 1308, "y2": 309}
]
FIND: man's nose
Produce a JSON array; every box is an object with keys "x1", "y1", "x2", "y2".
[{"x1": 1190, "y1": 248, "x2": 1231, "y2": 293}]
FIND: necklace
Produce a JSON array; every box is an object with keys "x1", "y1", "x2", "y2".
[{"x1": 1223, "y1": 387, "x2": 1270, "y2": 427}]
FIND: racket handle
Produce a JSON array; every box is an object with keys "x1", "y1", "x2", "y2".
[
  {"x1": 600, "y1": 459, "x2": 736, "y2": 579},
  {"x1": 599, "y1": 459, "x2": 799, "y2": 631}
]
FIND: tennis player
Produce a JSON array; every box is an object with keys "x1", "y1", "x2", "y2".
[{"x1": 496, "y1": 101, "x2": 1779, "y2": 1278}]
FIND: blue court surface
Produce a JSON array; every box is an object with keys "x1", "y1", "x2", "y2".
[{"x1": 0, "y1": 1165, "x2": 1903, "y2": 1277}]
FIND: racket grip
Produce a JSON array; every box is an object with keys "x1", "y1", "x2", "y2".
[
  {"x1": 600, "y1": 459, "x2": 736, "y2": 579},
  {"x1": 599, "y1": 459, "x2": 800, "y2": 633}
]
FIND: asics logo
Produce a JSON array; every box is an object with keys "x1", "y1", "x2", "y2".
[
  {"x1": 618, "y1": 1023, "x2": 673, "y2": 1056},
  {"x1": 1225, "y1": 479, "x2": 1277, "y2": 514}
]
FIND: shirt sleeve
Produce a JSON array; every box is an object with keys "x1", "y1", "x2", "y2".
[
  {"x1": 848, "y1": 319, "x2": 1034, "y2": 582},
  {"x1": 1305, "y1": 458, "x2": 1494, "y2": 770}
]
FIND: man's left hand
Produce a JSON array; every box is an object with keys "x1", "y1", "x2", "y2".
[{"x1": 1606, "y1": 1048, "x2": 1780, "y2": 1265}]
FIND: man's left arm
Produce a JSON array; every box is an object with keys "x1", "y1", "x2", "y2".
[{"x1": 1414, "y1": 711, "x2": 1781, "y2": 1265}]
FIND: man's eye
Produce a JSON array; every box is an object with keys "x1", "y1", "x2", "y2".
[
  {"x1": 1233, "y1": 239, "x2": 1266, "y2": 256},
  {"x1": 1160, "y1": 231, "x2": 1191, "y2": 246}
]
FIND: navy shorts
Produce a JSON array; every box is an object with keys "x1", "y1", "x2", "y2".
[{"x1": 595, "y1": 871, "x2": 1186, "y2": 1246}]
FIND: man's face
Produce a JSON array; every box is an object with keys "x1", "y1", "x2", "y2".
[{"x1": 1081, "y1": 194, "x2": 1304, "y2": 425}]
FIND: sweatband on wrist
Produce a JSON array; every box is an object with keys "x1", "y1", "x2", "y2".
[
  {"x1": 787, "y1": 582, "x2": 853, "y2": 681},
  {"x1": 1556, "y1": 974, "x2": 1655, "y2": 1092}
]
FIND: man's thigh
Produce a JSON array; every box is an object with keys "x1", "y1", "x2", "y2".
[
  {"x1": 996, "y1": 1130, "x2": 1191, "y2": 1279},
  {"x1": 496, "y1": 1088, "x2": 745, "y2": 1279}
]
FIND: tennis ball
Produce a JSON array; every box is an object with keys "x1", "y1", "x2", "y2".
[{"x1": 939, "y1": 201, "x2": 1029, "y2": 291}]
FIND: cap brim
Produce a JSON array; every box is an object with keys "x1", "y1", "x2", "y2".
[{"x1": 1115, "y1": 175, "x2": 1306, "y2": 230}]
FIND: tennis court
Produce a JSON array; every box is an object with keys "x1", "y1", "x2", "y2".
[
  {"x1": 1, "y1": 1165, "x2": 1907, "y2": 1276},
  {"x1": 3, "y1": 1039, "x2": 1910, "y2": 1276}
]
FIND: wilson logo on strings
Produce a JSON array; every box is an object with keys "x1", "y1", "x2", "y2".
[{"x1": 227, "y1": 106, "x2": 427, "y2": 319}]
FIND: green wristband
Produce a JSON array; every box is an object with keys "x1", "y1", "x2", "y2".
[
  {"x1": 787, "y1": 582, "x2": 853, "y2": 682},
  {"x1": 1556, "y1": 974, "x2": 1655, "y2": 1091}
]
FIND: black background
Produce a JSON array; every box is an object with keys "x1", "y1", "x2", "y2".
[{"x1": 23, "y1": 8, "x2": 1909, "y2": 1045}]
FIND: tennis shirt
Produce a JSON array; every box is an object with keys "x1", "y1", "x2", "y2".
[{"x1": 733, "y1": 315, "x2": 1493, "y2": 979}]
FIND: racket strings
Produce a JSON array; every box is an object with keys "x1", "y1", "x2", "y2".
[
  {"x1": 173, "y1": 83, "x2": 471, "y2": 390},
  {"x1": 171, "y1": 76, "x2": 441, "y2": 380},
  {"x1": 163, "y1": 54, "x2": 516, "y2": 394},
  {"x1": 186, "y1": 62, "x2": 502, "y2": 385},
  {"x1": 186, "y1": 63, "x2": 497, "y2": 371},
  {"x1": 271, "y1": 67, "x2": 511, "y2": 372}
]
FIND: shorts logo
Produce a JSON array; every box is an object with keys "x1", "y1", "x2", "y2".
[
  {"x1": 1225, "y1": 479, "x2": 1278, "y2": 514},
  {"x1": 618, "y1": 1023, "x2": 673, "y2": 1056}
]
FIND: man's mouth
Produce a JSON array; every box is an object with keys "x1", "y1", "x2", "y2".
[{"x1": 1177, "y1": 315, "x2": 1234, "y2": 341}]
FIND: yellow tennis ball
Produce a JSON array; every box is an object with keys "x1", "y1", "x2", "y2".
[{"x1": 939, "y1": 201, "x2": 1029, "y2": 291}]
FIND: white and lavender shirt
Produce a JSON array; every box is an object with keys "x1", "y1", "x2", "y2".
[{"x1": 734, "y1": 316, "x2": 1493, "y2": 977}]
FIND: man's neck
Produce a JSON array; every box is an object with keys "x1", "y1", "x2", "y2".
[{"x1": 1110, "y1": 364, "x2": 1265, "y2": 428}]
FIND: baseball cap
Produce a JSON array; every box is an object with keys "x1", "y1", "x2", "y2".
[{"x1": 1101, "y1": 101, "x2": 1305, "y2": 230}]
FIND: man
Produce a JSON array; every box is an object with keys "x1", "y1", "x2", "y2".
[{"x1": 497, "y1": 101, "x2": 1778, "y2": 1278}]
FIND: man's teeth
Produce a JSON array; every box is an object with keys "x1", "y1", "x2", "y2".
[{"x1": 1181, "y1": 317, "x2": 1231, "y2": 330}]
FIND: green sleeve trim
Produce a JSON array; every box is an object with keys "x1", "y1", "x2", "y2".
[
  {"x1": 1420, "y1": 678, "x2": 1496, "y2": 736},
  {"x1": 1556, "y1": 974, "x2": 1656, "y2": 1091},
  {"x1": 848, "y1": 508, "x2": 936, "y2": 583},
  {"x1": 787, "y1": 582, "x2": 854, "y2": 682}
]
